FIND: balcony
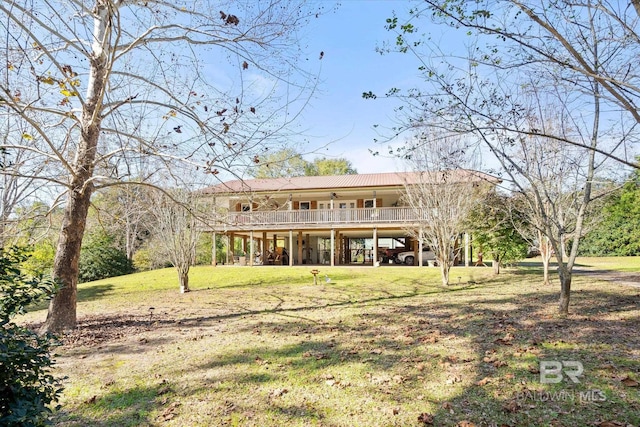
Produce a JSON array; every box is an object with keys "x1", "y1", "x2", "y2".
[{"x1": 211, "y1": 207, "x2": 425, "y2": 231}]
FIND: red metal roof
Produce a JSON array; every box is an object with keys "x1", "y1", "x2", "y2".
[{"x1": 199, "y1": 170, "x2": 498, "y2": 195}]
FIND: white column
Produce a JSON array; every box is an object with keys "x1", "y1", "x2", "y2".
[
  {"x1": 373, "y1": 227, "x2": 378, "y2": 266},
  {"x1": 211, "y1": 232, "x2": 217, "y2": 266},
  {"x1": 418, "y1": 228, "x2": 423, "y2": 267},
  {"x1": 249, "y1": 230, "x2": 254, "y2": 267},
  {"x1": 330, "y1": 229, "x2": 335, "y2": 267},
  {"x1": 465, "y1": 232, "x2": 470, "y2": 267},
  {"x1": 289, "y1": 230, "x2": 294, "y2": 266}
]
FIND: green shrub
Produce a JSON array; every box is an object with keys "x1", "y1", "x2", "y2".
[
  {"x1": 21, "y1": 242, "x2": 55, "y2": 277},
  {"x1": 0, "y1": 247, "x2": 63, "y2": 426},
  {"x1": 132, "y1": 247, "x2": 153, "y2": 271},
  {"x1": 79, "y1": 232, "x2": 134, "y2": 282}
]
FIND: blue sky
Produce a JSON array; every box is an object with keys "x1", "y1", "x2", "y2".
[{"x1": 296, "y1": 1, "x2": 421, "y2": 174}]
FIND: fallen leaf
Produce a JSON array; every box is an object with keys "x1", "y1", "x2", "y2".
[
  {"x1": 476, "y1": 377, "x2": 492, "y2": 386},
  {"x1": 493, "y1": 360, "x2": 508, "y2": 368},
  {"x1": 457, "y1": 421, "x2": 476, "y2": 427},
  {"x1": 620, "y1": 376, "x2": 639, "y2": 387},
  {"x1": 417, "y1": 412, "x2": 434, "y2": 425},
  {"x1": 503, "y1": 399, "x2": 520, "y2": 413}
]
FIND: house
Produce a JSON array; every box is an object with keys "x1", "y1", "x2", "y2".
[{"x1": 199, "y1": 170, "x2": 495, "y2": 266}]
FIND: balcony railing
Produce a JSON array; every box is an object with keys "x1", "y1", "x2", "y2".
[{"x1": 213, "y1": 207, "x2": 427, "y2": 229}]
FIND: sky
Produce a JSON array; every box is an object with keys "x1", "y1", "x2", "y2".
[{"x1": 292, "y1": 1, "x2": 423, "y2": 174}]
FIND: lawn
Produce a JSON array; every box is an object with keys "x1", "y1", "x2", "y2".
[{"x1": 22, "y1": 258, "x2": 640, "y2": 427}]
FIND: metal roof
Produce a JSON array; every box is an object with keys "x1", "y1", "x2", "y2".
[{"x1": 199, "y1": 170, "x2": 498, "y2": 195}]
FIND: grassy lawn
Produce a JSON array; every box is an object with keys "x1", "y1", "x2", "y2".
[{"x1": 22, "y1": 258, "x2": 640, "y2": 427}]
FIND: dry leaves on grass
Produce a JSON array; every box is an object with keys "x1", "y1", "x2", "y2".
[
  {"x1": 596, "y1": 422, "x2": 636, "y2": 427},
  {"x1": 159, "y1": 402, "x2": 180, "y2": 421},
  {"x1": 619, "y1": 376, "x2": 639, "y2": 387},
  {"x1": 417, "y1": 412, "x2": 434, "y2": 425}
]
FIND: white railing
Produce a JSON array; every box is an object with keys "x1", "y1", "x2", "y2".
[{"x1": 217, "y1": 207, "x2": 426, "y2": 228}]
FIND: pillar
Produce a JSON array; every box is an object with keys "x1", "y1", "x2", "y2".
[
  {"x1": 373, "y1": 227, "x2": 378, "y2": 266},
  {"x1": 249, "y1": 230, "x2": 254, "y2": 266},
  {"x1": 211, "y1": 232, "x2": 217, "y2": 266},
  {"x1": 330, "y1": 229, "x2": 335, "y2": 267},
  {"x1": 464, "y1": 233, "x2": 470, "y2": 267},
  {"x1": 297, "y1": 231, "x2": 303, "y2": 265},
  {"x1": 262, "y1": 231, "x2": 268, "y2": 263},
  {"x1": 418, "y1": 228, "x2": 423, "y2": 267},
  {"x1": 289, "y1": 230, "x2": 293, "y2": 266}
]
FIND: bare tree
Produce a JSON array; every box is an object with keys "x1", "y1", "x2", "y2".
[
  {"x1": 380, "y1": 0, "x2": 640, "y2": 168},
  {"x1": 90, "y1": 184, "x2": 154, "y2": 260},
  {"x1": 0, "y1": 1, "x2": 321, "y2": 331},
  {"x1": 149, "y1": 188, "x2": 203, "y2": 293},
  {"x1": 371, "y1": 0, "x2": 633, "y2": 314},
  {"x1": 0, "y1": 124, "x2": 50, "y2": 247},
  {"x1": 401, "y1": 131, "x2": 488, "y2": 286}
]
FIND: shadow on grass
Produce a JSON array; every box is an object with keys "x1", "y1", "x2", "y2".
[
  {"x1": 55, "y1": 269, "x2": 640, "y2": 426},
  {"x1": 27, "y1": 284, "x2": 115, "y2": 312},
  {"x1": 53, "y1": 384, "x2": 162, "y2": 427},
  {"x1": 189, "y1": 280, "x2": 639, "y2": 426}
]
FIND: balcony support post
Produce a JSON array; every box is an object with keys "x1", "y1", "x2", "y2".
[
  {"x1": 373, "y1": 227, "x2": 378, "y2": 266},
  {"x1": 418, "y1": 228, "x2": 424, "y2": 267},
  {"x1": 330, "y1": 229, "x2": 335, "y2": 267},
  {"x1": 288, "y1": 230, "x2": 293, "y2": 266},
  {"x1": 465, "y1": 232, "x2": 470, "y2": 267},
  {"x1": 297, "y1": 231, "x2": 303, "y2": 265},
  {"x1": 262, "y1": 231, "x2": 267, "y2": 263},
  {"x1": 211, "y1": 232, "x2": 217, "y2": 267},
  {"x1": 249, "y1": 230, "x2": 254, "y2": 266}
]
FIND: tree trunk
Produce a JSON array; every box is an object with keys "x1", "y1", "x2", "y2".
[
  {"x1": 42, "y1": 184, "x2": 93, "y2": 332},
  {"x1": 179, "y1": 269, "x2": 190, "y2": 293},
  {"x1": 439, "y1": 262, "x2": 450, "y2": 286},
  {"x1": 542, "y1": 257, "x2": 550, "y2": 285},
  {"x1": 41, "y1": 3, "x2": 110, "y2": 332},
  {"x1": 492, "y1": 253, "x2": 500, "y2": 275},
  {"x1": 558, "y1": 264, "x2": 571, "y2": 314}
]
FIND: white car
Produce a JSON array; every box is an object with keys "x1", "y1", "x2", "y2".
[{"x1": 396, "y1": 247, "x2": 436, "y2": 265}]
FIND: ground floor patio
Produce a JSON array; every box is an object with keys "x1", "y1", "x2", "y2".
[{"x1": 210, "y1": 226, "x2": 473, "y2": 267}]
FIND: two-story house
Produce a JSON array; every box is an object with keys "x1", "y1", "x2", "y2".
[{"x1": 200, "y1": 170, "x2": 495, "y2": 267}]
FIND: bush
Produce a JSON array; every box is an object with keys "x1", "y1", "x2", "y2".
[
  {"x1": 132, "y1": 247, "x2": 153, "y2": 271},
  {"x1": 0, "y1": 247, "x2": 63, "y2": 426},
  {"x1": 21, "y1": 242, "x2": 55, "y2": 277},
  {"x1": 79, "y1": 232, "x2": 134, "y2": 282}
]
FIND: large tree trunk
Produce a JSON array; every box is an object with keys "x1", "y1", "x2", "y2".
[
  {"x1": 41, "y1": 3, "x2": 109, "y2": 332},
  {"x1": 42, "y1": 183, "x2": 94, "y2": 332}
]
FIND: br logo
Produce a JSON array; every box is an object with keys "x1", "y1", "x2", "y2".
[{"x1": 539, "y1": 361, "x2": 584, "y2": 384}]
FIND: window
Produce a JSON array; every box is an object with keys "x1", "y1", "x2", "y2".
[
  {"x1": 364, "y1": 199, "x2": 375, "y2": 208},
  {"x1": 241, "y1": 203, "x2": 251, "y2": 212},
  {"x1": 299, "y1": 201, "x2": 311, "y2": 210}
]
